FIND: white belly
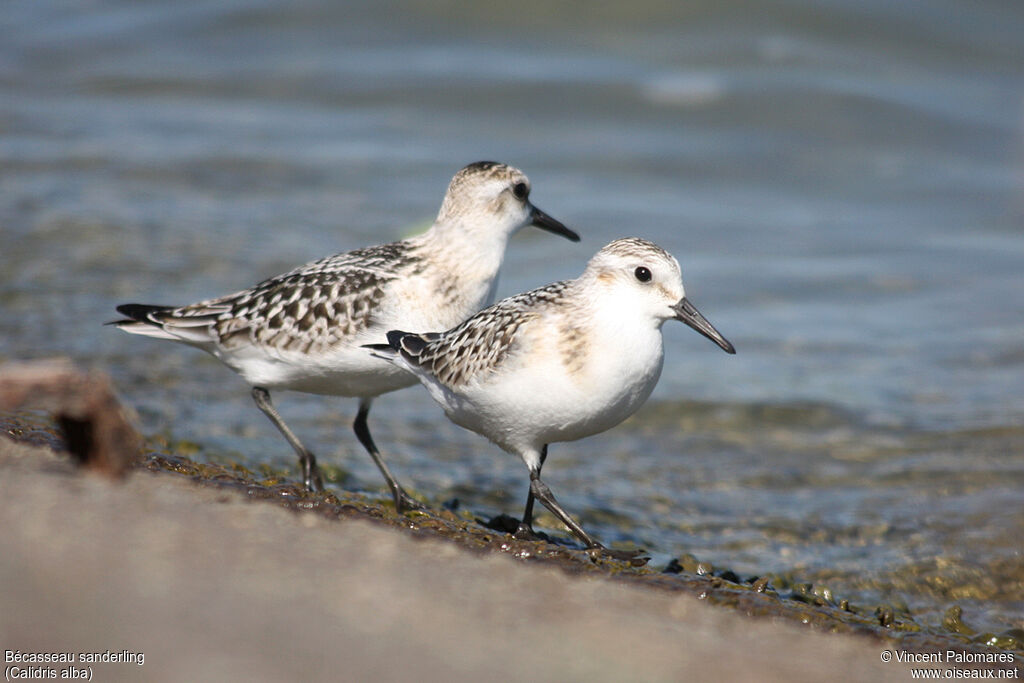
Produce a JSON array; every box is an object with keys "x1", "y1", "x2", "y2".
[
  {"x1": 220, "y1": 343, "x2": 418, "y2": 397},
  {"x1": 436, "y1": 328, "x2": 665, "y2": 454}
]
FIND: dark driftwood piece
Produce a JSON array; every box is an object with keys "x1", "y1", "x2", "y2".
[{"x1": 0, "y1": 359, "x2": 141, "y2": 478}]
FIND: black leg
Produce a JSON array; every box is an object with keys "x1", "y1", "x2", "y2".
[
  {"x1": 527, "y1": 465, "x2": 645, "y2": 561},
  {"x1": 251, "y1": 386, "x2": 324, "y2": 493},
  {"x1": 353, "y1": 398, "x2": 423, "y2": 513},
  {"x1": 513, "y1": 444, "x2": 547, "y2": 541},
  {"x1": 527, "y1": 469, "x2": 604, "y2": 549}
]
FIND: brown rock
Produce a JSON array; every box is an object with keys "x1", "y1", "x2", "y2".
[{"x1": 0, "y1": 359, "x2": 141, "y2": 477}]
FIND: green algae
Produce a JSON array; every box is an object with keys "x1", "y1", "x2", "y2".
[
  {"x1": 944, "y1": 606, "x2": 976, "y2": 636},
  {"x1": 974, "y1": 630, "x2": 1024, "y2": 651}
]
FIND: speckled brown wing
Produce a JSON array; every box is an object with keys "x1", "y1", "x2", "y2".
[
  {"x1": 399, "y1": 280, "x2": 573, "y2": 387},
  {"x1": 155, "y1": 241, "x2": 418, "y2": 355}
]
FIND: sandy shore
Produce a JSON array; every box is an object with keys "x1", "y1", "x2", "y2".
[{"x1": 0, "y1": 435, "x2": 959, "y2": 683}]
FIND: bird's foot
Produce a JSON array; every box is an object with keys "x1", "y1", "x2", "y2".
[
  {"x1": 303, "y1": 463, "x2": 325, "y2": 493},
  {"x1": 587, "y1": 545, "x2": 650, "y2": 564},
  {"x1": 512, "y1": 523, "x2": 551, "y2": 543},
  {"x1": 393, "y1": 488, "x2": 427, "y2": 514}
]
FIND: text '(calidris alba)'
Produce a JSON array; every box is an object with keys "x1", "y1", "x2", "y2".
[
  {"x1": 368, "y1": 237, "x2": 734, "y2": 555},
  {"x1": 112, "y1": 161, "x2": 579, "y2": 509}
]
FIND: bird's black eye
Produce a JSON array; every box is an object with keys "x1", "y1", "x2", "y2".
[
  {"x1": 512, "y1": 182, "x2": 528, "y2": 200},
  {"x1": 634, "y1": 266, "x2": 652, "y2": 283}
]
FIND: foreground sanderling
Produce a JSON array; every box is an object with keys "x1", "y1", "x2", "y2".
[
  {"x1": 368, "y1": 237, "x2": 734, "y2": 554},
  {"x1": 112, "y1": 161, "x2": 579, "y2": 507}
]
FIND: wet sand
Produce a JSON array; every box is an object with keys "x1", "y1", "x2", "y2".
[{"x1": 4, "y1": 432, "x2": 1020, "y2": 683}]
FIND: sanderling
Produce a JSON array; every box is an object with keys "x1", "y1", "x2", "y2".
[
  {"x1": 112, "y1": 161, "x2": 579, "y2": 508},
  {"x1": 368, "y1": 237, "x2": 734, "y2": 554}
]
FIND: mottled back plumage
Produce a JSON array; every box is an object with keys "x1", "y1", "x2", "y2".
[
  {"x1": 393, "y1": 280, "x2": 574, "y2": 387},
  {"x1": 127, "y1": 241, "x2": 419, "y2": 355}
]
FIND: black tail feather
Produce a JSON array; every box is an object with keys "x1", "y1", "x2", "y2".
[
  {"x1": 105, "y1": 303, "x2": 171, "y2": 327},
  {"x1": 362, "y1": 329, "x2": 442, "y2": 358},
  {"x1": 385, "y1": 329, "x2": 410, "y2": 349},
  {"x1": 362, "y1": 330, "x2": 413, "y2": 356},
  {"x1": 115, "y1": 303, "x2": 173, "y2": 321},
  {"x1": 363, "y1": 329, "x2": 443, "y2": 359}
]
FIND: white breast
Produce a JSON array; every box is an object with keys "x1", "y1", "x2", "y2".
[{"x1": 441, "y1": 303, "x2": 666, "y2": 454}]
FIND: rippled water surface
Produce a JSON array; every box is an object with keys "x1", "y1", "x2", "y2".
[{"x1": 3, "y1": 0, "x2": 1023, "y2": 635}]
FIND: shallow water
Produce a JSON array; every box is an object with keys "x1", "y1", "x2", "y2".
[{"x1": 3, "y1": 1, "x2": 1023, "y2": 635}]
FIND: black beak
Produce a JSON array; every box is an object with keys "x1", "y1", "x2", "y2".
[
  {"x1": 672, "y1": 298, "x2": 736, "y2": 354},
  {"x1": 529, "y1": 205, "x2": 580, "y2": 242}
]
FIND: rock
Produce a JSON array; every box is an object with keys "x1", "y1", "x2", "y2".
[{"x1": 0, "y1": 359, "x2": 141, "y2": 478}]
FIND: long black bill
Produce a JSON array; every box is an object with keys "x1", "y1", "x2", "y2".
[
  {"x1": 672, "y1": 298, "x2": 736, "y2": 354},
  {"x1": 530, "y1": 205, "x2": 580, "y2": 242}
]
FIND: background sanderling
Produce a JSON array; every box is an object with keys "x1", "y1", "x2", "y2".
[{"x1": 112, "y1": 161, "x2": 579, "y2": 507}]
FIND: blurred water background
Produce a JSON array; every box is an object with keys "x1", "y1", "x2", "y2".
[{"x1": 2, "y1": 1, "x2": 1022, "y2": 635}]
